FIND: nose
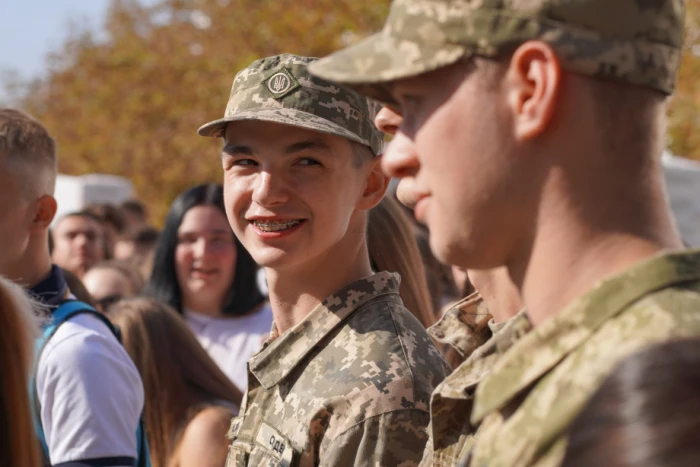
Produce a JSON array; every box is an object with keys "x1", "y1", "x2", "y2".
[
  {"x1": 74, "y1": 234, "x2": 90, "y2": 249},
  {"x1": 381, "y1": 130, "x2": 420, "y2": 181},
  {"x1": 252, "y1": 171, "x2": 288, "y2": 207},
  {"x1": 395, "y1": 177, "x2": 420, "y2": 209},
  {"x1": 374, "y1": 106, "x2": 402, "y2": 136},
  {"x1": 191, "y1": 237, "x2": 212, "y2": 259}
]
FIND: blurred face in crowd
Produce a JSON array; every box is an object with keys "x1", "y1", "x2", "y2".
[
  {"x1": 379, "y1": 60, "x2": 526, "y2": 269},
  {"x1": 0, "y1": 159, "x2": 34, "y2": 271},
  {"x1": 83, "y1": 266, "x2": 135, "y2": 311},
  {"x1": 222, "y1": 121, "x2": 380, "y2": 272},
  {"x1": 51, "y1": 215, "x2": 105, "y2": 278},
  {"x1": 175, "y1": 205, "x2": 236, "y2": 314}
]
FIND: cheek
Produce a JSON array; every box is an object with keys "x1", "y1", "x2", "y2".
[
  {"x1": 224, "y1": 177, "x2": 250, "y2": 229},
  {"x1": 218, "y1": 246, "x2": 237, "y2": 276},
  {"x1": 175, "y1": 246, "x2": 192, "y2": 277}
]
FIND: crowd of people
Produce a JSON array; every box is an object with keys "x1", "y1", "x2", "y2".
[{"x1": 2, "y1": 0, "x2": 700, "y2": 466}]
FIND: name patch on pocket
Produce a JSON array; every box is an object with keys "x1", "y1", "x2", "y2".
[{"x1": 255, "y1": 421, "x2": 294, "y2": 466}]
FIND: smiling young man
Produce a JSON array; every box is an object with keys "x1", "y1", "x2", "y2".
[
  {"x1": 197, "y1": 54, "x2": 449, "y2": 466},
  {"x1": 311, "y1": 1, "x2": 700, "y2": 465}
]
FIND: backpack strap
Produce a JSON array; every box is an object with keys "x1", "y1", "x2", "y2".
[{"x1": 31, "y1": 300, "x2": 151, "y2": 467}]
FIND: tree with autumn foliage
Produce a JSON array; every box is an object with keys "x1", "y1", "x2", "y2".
[
  {"x1": 13, "y1": 0, "x2": 390, "y2": 223},
  {"x1": 6, "y1": 0, "x2": 700, "y2": 223},
  {"x1": 668, "y1": 0, "x2": 700, "y2": 163}
]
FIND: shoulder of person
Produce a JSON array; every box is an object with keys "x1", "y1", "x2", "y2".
[
  {"x1": 174, "y1": 406, "x2": 234, "y2": 467},
  {"x1": 35, "y1": 313, "x2": 144, "y2": 464},
  {"x1": 345, "y1": 298, "x2": 450, "y2": 381},
  {"x1": 39, "y1": 312, "x2": 126, "y2": 364}
]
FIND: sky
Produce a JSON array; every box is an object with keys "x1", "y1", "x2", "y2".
[{"x1": 0, "y1": 1, "x2": 114, "y2": 84}]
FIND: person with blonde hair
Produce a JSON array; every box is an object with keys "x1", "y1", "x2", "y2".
[
  {"x1": 368, "y1": 195, "x2": 435, "y2": 328},
  {"x1": 108, "y1": 297, "x2": 242, "y2": 467},
  {"x1": 0, "y1": 108, "x2": 147, "y2": 466},
  {"x1": 0, "y1": 276, "x2": 41, "y2": 467}
]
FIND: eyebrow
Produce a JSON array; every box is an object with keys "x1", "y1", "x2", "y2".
[
  {"x1": 222, "y1": 139, "x2": 331, "y2": 157},
  {"x1": 222, "y1": 143, "x2": 254, "y2": 157},
  {"x1": 284, "y1": 140, "x2": 331, "y2": 155}
]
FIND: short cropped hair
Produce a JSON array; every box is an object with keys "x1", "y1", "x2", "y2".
[
  {"x1": 120, "y1": 200, "x2": 147, "y2": 219},
  {"x1": 351, "y1": 141, "x2": 374, "y2": 169},
  {"x1": 0, "y1": 108, "x2": 57, "y2": 198},
  {"x1": 85, "y1": 203, "x2": 127, "y2": 235}
]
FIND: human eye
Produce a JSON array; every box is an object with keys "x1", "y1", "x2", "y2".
[
  {"x1": 233, "y1": 158, "x2": 258, "y2": 167},
  {"x1": 398, "y1": 94, "x2": 423, "y2": 113},
  {"x1": 177, "y1": 234, "x2": 196, "y2": 245},
  {"x1": 296, "y1": 158, "x2": 322, "y2": 167}
]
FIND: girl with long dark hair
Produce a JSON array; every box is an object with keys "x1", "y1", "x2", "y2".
[{"x1": 146, "y1": 184, "x2": 270, "y2": 391}]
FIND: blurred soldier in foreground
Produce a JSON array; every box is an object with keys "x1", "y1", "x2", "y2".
[
  {"x1": 377, "y1": 104, "x2": 532, "y2": 464},
  {"x1": 198, "y1": 54, "x2": 449, "y2": 466},
  {"x1": 312, "y1": 0, "x2": 700, "y2": 465}
]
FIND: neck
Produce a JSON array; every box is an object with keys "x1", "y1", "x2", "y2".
[
  {"x1": 471, "y1": 267, "x2": 523, "y2": 323},
  {"x1": 510, "y1": 152, "x2": 682, "y2": 327},
  {"x1": 266, "y1": 231, "x2": 373, "y2": 336},
  {"x1": 183, "y1": 302, "x2": 224, "y2": 318},
  {"x1": 2, "y1": 234, "x2": 53, "y2": 289}
]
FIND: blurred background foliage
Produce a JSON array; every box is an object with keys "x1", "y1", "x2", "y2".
[
  {"x1": 3, "y1": 0, "x2": 700, "y2": 223},
  {"x1": 8, "y1": 0, "x2": 390, "y2": 223}
]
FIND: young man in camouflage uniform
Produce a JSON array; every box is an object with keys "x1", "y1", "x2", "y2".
[
  {"x1": 376, "y1": 104, "x2": 533, "y2": 465},
  {"x1": 197, "y1": 54, "x2": 449, "y2": 466},
  {"x1": 312, "y1": 0, "x2": 700, "y2": 465}
]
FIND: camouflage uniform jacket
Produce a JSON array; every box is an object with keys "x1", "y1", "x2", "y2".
[
  {"x1": 466, "y1": 249, "x2": 700, "y2": 467},
  {"x1": 225, "y1": 272, "x2": 450, "y2": 467},
  {"x1": 420, "y1": 294, "x2": 531, "y2": 467}
]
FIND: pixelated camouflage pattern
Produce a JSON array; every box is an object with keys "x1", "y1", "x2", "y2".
[
  {"x1": 225, "y1": 272, "x2": 450, "y2": 466},
  {"x1": 421, "y1": 300, "x2": 531, "y2": 467},
  {"x1": 310, "y1": 0, "x2": 684, "y2": 97},
  {"x1": 429, "y1": 293, "x2": 499, "y2": 360},
  {"x1": 198, "y1": 54, "x2": 384, "y2": 155},
  {"x1": 463, "y1": 249, "x2": 700, "y2": 467}
]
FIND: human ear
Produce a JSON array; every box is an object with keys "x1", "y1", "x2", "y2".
[
  {"x1": 358, "y1": 156, "x2": 390, "y2": 211},
  {"x1": 505, "y1": 41, "x2": 561, "y2": 141},
  {"x1": 30, "y1": 195, "x2": 57, "y2": 233}
]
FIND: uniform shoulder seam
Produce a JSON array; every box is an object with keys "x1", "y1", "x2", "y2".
[{"x1": 385, "y1": 301, "x2": 418, "y2": 402}]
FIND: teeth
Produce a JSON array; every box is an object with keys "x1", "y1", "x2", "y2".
[{"x1": 253, "y1": 220, "x2": 301, "y2": 232}]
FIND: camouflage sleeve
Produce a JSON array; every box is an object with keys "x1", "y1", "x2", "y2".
[{"x1": 320, "y1": 409, "x2": 431, "y2": 467}]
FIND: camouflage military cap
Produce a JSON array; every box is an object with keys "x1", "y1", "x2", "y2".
[
  {"x1": 309, "y1": 0, "x2": 684, "y2": 97},
  {"x1": 198, "y1": 54, "x2": 383, "y2": 155}
]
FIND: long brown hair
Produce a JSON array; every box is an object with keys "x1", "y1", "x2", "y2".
[
  {"x1": 108, "y1": 298, "x2": 242, "y2": 467},
  {"x1": 368, "y1": 196, "x2": 436, "y2": 328},
  {"x1": 0, "y1": 277, "x2": 42, "y2": 467}
]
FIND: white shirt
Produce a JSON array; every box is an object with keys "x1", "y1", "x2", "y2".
[
  {"x1": 185, "y1": 304, "x2": 273, "y2": 392},
  {"x1": 37, "y1": 313, "x2": 144, "y2": 466}
]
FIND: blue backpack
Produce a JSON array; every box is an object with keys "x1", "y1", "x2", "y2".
[{"x1": 32, "y1": 300, "x2": 151, "y2": 467}]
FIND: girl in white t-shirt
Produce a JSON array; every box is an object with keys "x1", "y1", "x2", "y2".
[{"x1": 145, "y1": 183, "x2": 272, "y2": 391}]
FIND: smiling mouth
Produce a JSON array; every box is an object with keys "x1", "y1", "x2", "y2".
[{"x1": 252, "y1": 219, "x2": 303, "y2": 232}]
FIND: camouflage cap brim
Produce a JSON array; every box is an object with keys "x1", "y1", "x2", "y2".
[
  {"x1": 197, "y1": 107, "x2": 373, "y2": 149},
  {"x1": 309, "y1": 30, "x2": 467, "y2": 104}
]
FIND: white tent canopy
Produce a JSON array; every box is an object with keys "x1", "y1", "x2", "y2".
[
  {"x1": 663, "y1": 152, "x2": 700, "y2": 247},
  {"x1": 53, "y1": 174, "x2": 134, "y2": 225}
]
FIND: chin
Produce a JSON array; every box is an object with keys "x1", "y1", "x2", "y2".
[{"x1": 251, "y1": 249, "x2": 304, "y2": 271}]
